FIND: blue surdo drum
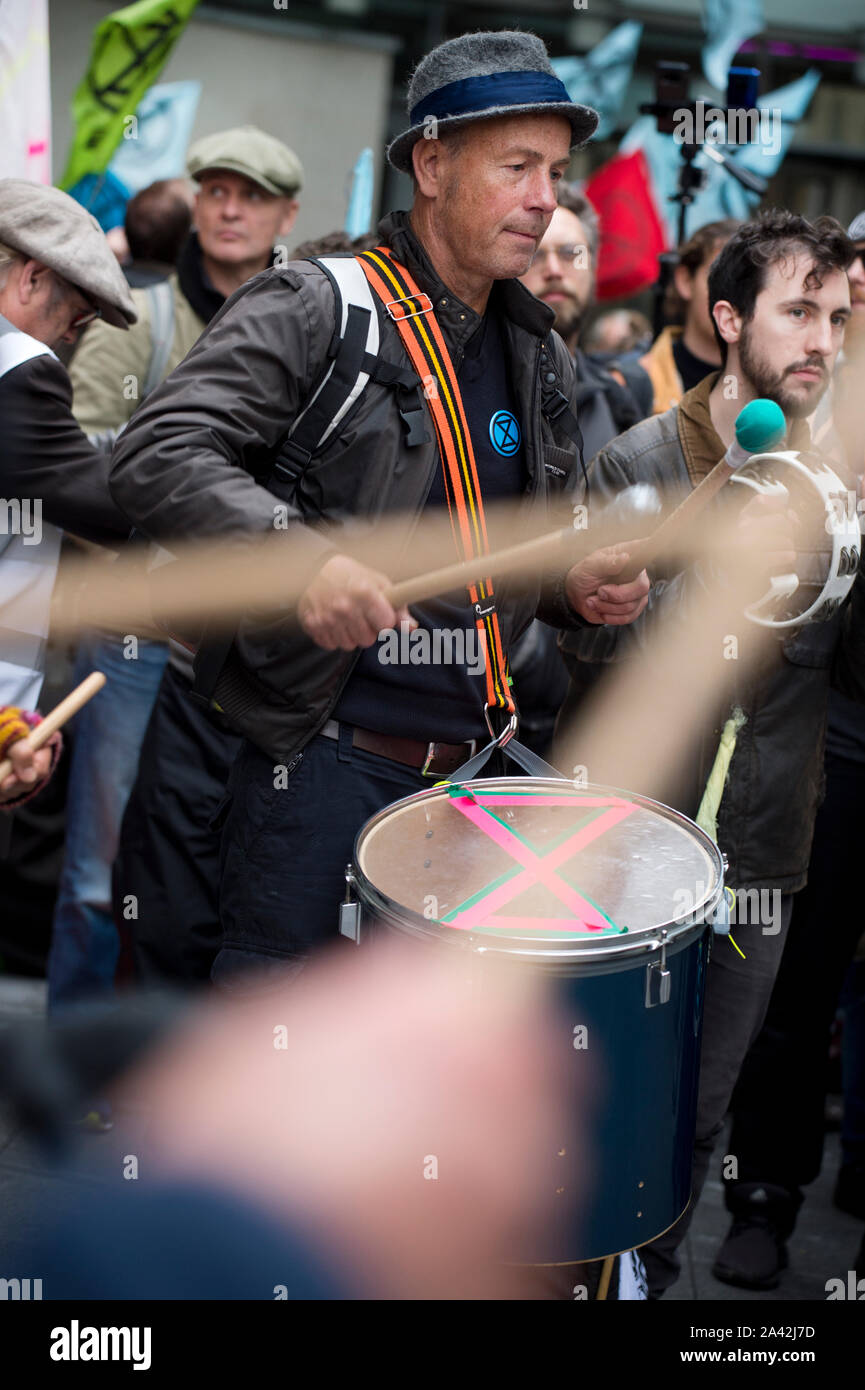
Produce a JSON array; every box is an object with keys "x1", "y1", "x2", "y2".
[{"x1": 346, "y1": 777, "x2": 725, "y2": 1265}]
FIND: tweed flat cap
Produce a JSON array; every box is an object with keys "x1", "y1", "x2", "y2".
[
  {"x1": 187, "y1": 126, "x2": 304, "y2": 197},
  {"x1": 848, "y1": 211, "x2": 865, "y2": 242},
  {"x1": 387, "y1": 29, "x2": 598, "y2": 174},
  {"x1": 0, "y1": 179, "x2": 136, "y2": 328}
]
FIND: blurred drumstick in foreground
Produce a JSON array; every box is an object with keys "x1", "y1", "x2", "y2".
[{"x1": 613, "y1": 398, "x2": 787, "y2": 583}]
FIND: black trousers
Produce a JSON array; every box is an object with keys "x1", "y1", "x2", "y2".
[
  {"x1": 213, "y1": 728, "x2": 434, "y2": 986},
  {"x1": 725, "y1": 750, "x2": 865, "y2": 1202},
  {"x1": 112, "y1": 663, "x2": 241, "y2": 987}
]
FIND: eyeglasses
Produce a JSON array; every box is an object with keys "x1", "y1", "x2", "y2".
[
  {"x1": 46, "y1": 268, "x2": 102, "y2": 330},
  {"x1": 529, "y1": 244, "x2": 589, "y2": 268}
]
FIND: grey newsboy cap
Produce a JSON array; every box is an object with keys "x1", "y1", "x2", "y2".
[
  {"x1": 187, "y1": 126, "x2": 304, "y2": 197},
  {"x1": 387, "y1": 29, "x2": 598, "y2": 174},
  {"x1": 0, "y1": 179, "x2": 136, "y2": 328},
  {"x1": 848, "y1": 210, "x2": 865, "y2": 242}
]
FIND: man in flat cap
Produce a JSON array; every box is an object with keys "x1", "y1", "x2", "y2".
[
  {"x1": 0, "y1": 180, "x2": 135, "y2": 818},
  {"x1": 70, "y1": 126, "x2": 302, "y2": 437},
  {"x1": 46, "y1": 127, "x2": 303, "y2": 1022},
  {"x1": 111, "y1": 33, "x2": 648, "y2": 994}
]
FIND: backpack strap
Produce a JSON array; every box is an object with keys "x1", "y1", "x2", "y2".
[
  {"x1": 267, "y1": 255, "x2": 426, "y2": 501},
  {"x1": 539, "y1": 350, "x2": 587, "y2": 488},
  {"x1": 192, "y1": 254, "x2": 425, "y2": 705},
  {"x1": 141, "y1": 280, "x2": 176, "y2": 399}
]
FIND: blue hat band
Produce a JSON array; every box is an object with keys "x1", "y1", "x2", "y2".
[{"x1": 410, "y1": 69, "x2": 576, "y2": 127}]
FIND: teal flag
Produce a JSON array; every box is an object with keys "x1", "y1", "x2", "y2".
[
  {"x1": 552, "y1": 22, "x2": 642, "y2": 141},
  {"x1": 61, "y1": 0, "x2": 200, "y2": 190},
  {"x1": 345, "y1": 147, "x2": 374, "y2": 238},
  {"x1": 702, "y1": 0, "x2": 764, "y2": 91}
]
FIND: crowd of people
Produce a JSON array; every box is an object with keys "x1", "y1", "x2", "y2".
[{"x1": 0, "y1": 26, "x2": 864, "y2": 1301}]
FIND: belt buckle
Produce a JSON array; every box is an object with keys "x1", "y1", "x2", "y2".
[
  {"x1": 422, "y1": 738, "x2": 477, "y2": 778},
  {"x1": 386, "y1": 292, "x2": 433, "y2": 322}
]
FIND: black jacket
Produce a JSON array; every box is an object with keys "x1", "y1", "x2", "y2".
[
  {"x1": 0, "y1": 350, "x2": 131, "y2": 545},
  {"x1": 109, "y1": 211, "x2": 588, "y2": 760}
]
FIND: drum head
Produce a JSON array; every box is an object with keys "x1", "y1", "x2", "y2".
[{"x1": 354, "y1": 778, "x2": 722, "y2": 956}]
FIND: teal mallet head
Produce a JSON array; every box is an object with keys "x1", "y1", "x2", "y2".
[{"x1": 734, "y1": 398, "x2": 787, "y2": 454}]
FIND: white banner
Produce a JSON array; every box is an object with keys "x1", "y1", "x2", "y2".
[{"x1": 0, "y1": 0, "x2": 51, "y2": 182}]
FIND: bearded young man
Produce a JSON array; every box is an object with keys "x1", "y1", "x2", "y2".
[
  {"x1": 710, "y1": 210, "x2": 865, "y2": 1293},
  {"x1": 557, "y1": 209, "x2": 865, "y2": 1297},
  {"x1": 108, "y1": 31, "x2": 650, "y2": 991}
]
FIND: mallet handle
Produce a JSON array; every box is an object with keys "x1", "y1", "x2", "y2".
[
  {"x1": 615, "y1": 456, "x2": 741, "y2": 583},
  {"x1": 0, "y1": 671, "x2": 106, "y2": 782}
]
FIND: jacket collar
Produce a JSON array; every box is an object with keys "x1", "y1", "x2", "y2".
[
  {"x1": 377, "y1": 209, "x2": 556, "y2": 348},
  {"x1": 177, "y1": 233, "x2": 280, "y2": 325},
  {"x1": 177, "y1": 232, "x2": 225, "y2": 324},
  {"x1": 677, "y1": 371, "x2": 811, "y2": 485}
]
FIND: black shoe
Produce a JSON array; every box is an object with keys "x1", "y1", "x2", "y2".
[
  {"x1": 834, "y1": 1164, "x2": 865, "y2": 1221},
  {"x1": 712, "y1": 1212, "x2": 789, "y2": 1290}
]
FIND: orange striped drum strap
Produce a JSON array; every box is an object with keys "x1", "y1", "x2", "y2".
[{"x1": 357, "y1": 246, "x2": 516, "y2": 731}]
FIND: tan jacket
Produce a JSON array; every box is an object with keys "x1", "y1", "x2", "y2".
[
  {"x1": 639, "y1": 325, "x2": 683, "y2": 416},
  {"x1": 69, "y1": 274, "x2": 206, "y2": 436}
]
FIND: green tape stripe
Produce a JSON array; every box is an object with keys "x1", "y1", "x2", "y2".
[{"x1": 440, "y1": 862, "x2": 522, "y2": 922}]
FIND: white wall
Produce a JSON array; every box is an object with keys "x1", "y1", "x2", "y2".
[{"x1": 48, "y1": 0, "x2": 397, "y2": 246}]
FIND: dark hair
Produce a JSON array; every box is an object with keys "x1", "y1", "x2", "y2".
[
  {"x1": 290, "y1": 231, "x2": 379, "y2": 259},
  {"x1": 664, "y1": 218, "x2": 740, "y2": 322},
  {"x1": 555, "y1": 181, "x2": 600, "y2": 266},
  {"x1": 707, "y1": 209, "x2": 854, "y2": 363},
  {"x1": 125, "y1": 179, "x2": 192, "y2": 265}
]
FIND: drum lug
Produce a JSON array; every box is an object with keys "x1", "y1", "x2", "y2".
[
  {"x1": 339, "y1": 865, "x2": 362, "y2": 944},
  {"x1": 710, "y1": 887, "x2": 733, "y2": 935},
  {"x1": 645, "y1": 931, "x2": 670, "y2": 1007}
]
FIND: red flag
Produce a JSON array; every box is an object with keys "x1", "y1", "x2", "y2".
[{"x1": 585, "y1": 149, "x2": 668, "y2": 301}]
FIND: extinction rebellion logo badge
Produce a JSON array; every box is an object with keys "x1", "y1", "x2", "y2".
[{"x1": 489, "y1": 410, "x2": 520, "y2": 456}]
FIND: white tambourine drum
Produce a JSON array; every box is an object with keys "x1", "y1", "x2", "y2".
[{"x1": 728, "y1": 449, "x2": 860, "y2": 629}]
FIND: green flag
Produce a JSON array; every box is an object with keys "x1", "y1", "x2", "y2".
[{"x1": 60, "y1": 0, "x2": 200, "y2": 190}]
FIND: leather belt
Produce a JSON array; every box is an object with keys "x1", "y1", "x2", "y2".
[{"x1": 319, "y1": 719, "x2": 477, "y2": 778}]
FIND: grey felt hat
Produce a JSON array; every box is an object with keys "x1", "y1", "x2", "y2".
[
  {"x1": 387, "y1": 29, "x2": 598, "y2": 174},
  {"x1": 848, "y1": 211, "x2": 865, "y2": 242},
  {"x1": 0, "y1": 179, "x2": 136, "y2": 328}
]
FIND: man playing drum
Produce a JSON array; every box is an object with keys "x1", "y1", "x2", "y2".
[{"x1": 109, "y1": 30, "x2": 650, "y2": 987}]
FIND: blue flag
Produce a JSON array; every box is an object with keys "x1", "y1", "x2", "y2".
[
  {"x1": 702, "y1": 0, "x2": 764, "y2": 92},
  {"x1": 109, "y1": 79, "x2": 201, "y2": 196},
  {"x1": 345, "y1": 147, "x2": 374, "y2": 239},
  {"x1": 552, "y1": 21, "x2": 642, "y2": 141},
  {"x1": 67, "y1": 79, "x2": 201, "y2": 231}
]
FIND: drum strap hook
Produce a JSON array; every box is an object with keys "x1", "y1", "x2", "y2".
[{"x1": 448, "y1": 714, "x2": 567, "y2": 784}]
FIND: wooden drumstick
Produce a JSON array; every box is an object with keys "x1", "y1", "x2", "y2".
[
  {"x1": 0, "y1": 671, "x2": 106, "y2": 782},
  {"x1": 386, "y1": 526, "x2": 576, "y2": 608}
]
